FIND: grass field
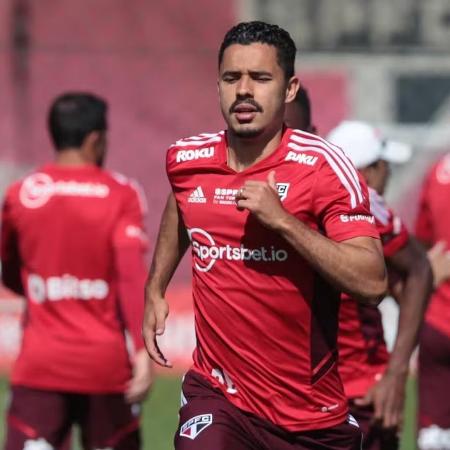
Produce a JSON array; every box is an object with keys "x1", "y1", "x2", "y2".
[{"x1": 0, "y1": 376, "x2": 417, "y2": 449}]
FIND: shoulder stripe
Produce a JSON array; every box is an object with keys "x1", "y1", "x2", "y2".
[
  {"x1": 288, "y1": 142, "x2": 358, "y2": 208},
  {"x1": 171, "y1": 131, "x2": 224, "y2": 148},
  {"x1": 290, "y1": 131, "x2": 363, "y2": 205}
]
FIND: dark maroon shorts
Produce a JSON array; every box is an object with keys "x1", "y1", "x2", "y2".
[
  {"x1": 4, "y1": 385, "x2": 141, "y2": 450},
  {"x1": 175, "y1": 371, "x2": 362, "y2": 450},
  {"x1": 417, "y1": 323, "x2": 450, "y2": 449},
  {"x1": 348, "y1": 401, "x2": 398, "y2": 450}
]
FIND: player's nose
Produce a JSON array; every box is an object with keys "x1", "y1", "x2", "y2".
[{"x1": 236, "y1": 75, "x2": 253, "y2": 97}]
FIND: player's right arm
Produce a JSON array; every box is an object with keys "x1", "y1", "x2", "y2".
[
  {"x1": 143, "y1": 192, "x2": 190, "y2": 367},
  {"x1": 0, "y1": 187, "x2": 23, "y2": 295},
  {"x1": 237, "y1": 170, "x2": 387, "y2": 305}
]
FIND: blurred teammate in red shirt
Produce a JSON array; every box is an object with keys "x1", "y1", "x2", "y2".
[
  {"x1": 1, "y1": 93, "x2": 153, "y2": 450},
  {"x1": 143, "y1": 21, "x2": 387, "y2": 450},
  {"x1": 327, "y1": 121, "x2": 432, "y2": 450},
  {"x1": 416, "y1": 154, "x2": 450, "y2": 450}
]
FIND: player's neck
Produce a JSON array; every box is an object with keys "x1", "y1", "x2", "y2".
[
  {"x1": 54, "y1": 148, "x2": 97, "y2": 167},
  {"x1": 227, "y1": 127, "x2": 283, "y2": 172}
]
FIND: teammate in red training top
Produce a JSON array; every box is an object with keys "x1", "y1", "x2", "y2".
[
  {"x1": 327, "y1": 121, "x2": 432, "y2": 450},
  {"x1": 143, "y1": 21, "x2": 387, "y2": 450},
  {"x1": 415, "y1": 152, "x2": 450, "y2": 450},
  {"x1": 1, "y1": 93, "x2": 153, "y2": 450}
]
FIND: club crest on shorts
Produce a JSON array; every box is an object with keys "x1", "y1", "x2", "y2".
[
  {"x1": 276, "y1": 183, "x2": 290, "y2": 201},
  {"x1": 180, "y1": 414, "x2": 213, "y2": 439}
]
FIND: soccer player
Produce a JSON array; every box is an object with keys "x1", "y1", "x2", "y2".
[
  {"x1": 415, "y1": 153, "x2": 450, "y2": 450},
  {"x1": 1, "y1": 93, "x2": 153, "y2": 450},
  {"x1": 284, "y1": 85, "x2": 317, "y2": 134},
  {"x1": 143, "y1": 21, "x2": 387, "y2": 450},
  {"x1": 327, "y1": 121, "x2": 432, "y2": 450}
]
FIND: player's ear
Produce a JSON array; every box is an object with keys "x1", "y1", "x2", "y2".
[{"x1": 285, "y1": 76, "x2": 300, "y2": 104}]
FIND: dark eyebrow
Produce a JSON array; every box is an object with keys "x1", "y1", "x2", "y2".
[
  {"x1": 249, "y1": 71, "x2": 272, "y2": 77},
  {"x1": 221, "y1": 71, "x2": 241, "y2": 78}
]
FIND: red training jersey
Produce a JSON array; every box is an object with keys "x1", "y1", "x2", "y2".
[
  {"x1": 338, "y1": 188, "x2": 409, "y2": 398},
  {"x1": 416, "y1": 154, "x2": 450, "y2": 338},
  {"x1": 167, "y1": 128, "x2": 380, "y2": 432},
  {"x1": 1, "y1": 164, "x2": 148, "y2": 393}
]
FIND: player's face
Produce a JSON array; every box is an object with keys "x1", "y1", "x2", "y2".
[{"x1": 218, "y1": 43, "x2": 298, "y2": 139}]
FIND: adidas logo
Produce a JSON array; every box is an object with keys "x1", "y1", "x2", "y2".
[{"x1": 188, "y1": 186, "x2": 207, "y2": 204}]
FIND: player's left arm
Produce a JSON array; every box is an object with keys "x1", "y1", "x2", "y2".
[
  {"x1": 1, "y1": 189, "x2": 24, "y2": 295},
  {"x1": 113, "y1": 183, "x2": 154, "y2": 403},
  {"x1": 236, "y1": 171, "x2": 387, "y2": 305},
  {"x1": 357, "y1": 236, "x2": 432, "y2": 428}
]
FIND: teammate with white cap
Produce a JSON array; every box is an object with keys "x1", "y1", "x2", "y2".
[{"x1": 327, "y1": 121, "x2": 432, "y2": 450}]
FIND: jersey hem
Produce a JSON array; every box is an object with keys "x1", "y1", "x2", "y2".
[
  {"x1": 10, "y1": 378, "x2": 127, "y2": 394},
  {"x1": 190, "y1": 367, "x2": 349, "y2": 433}
]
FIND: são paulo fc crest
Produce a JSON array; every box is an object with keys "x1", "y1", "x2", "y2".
[
  {"x1": 180, "y1": 414, "x2": 213, "y2": 440},
  {"x1": 276, "y1": 182, "x2": 290, "y2": 201}
]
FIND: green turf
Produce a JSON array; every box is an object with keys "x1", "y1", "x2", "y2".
[{"x1": 0, "y1": 375, "x2": 417, "y2": 449}]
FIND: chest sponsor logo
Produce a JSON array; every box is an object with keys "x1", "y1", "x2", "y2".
[
  {"x1": 188, "y1": 228, "x2": 288, "y2": 272},
  {"x1": 285, "y1": 151, "x2": 318, "y2": 166},
  {"x1": 340, "y1": 214, "x2": 375, "y2": 224},
  {"x1": 188, "y1": 186, "x2": 207, "y2": 203},
  {"x1": 180, "y1": 414, "x2": 213, "y2": 440},
  {"x1": 176, "y1": 146, "x2": 214, "y2": 163},
  {"x1": 27, "y1": 274, "x2": 109, "y2": 304},
  {"x1": 19, "y1": 173, "x2": 109, "y2": 209},
  {"x1": 276, "y1": 183, "x2": 290, "y2": 201}
]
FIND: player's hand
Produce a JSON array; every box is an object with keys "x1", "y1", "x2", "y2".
[
  {"x1": 354, "y1": 368, "x2": 407, "y2": 429},
  {"x1": 126, "y1": 348, "x2": 154, "y2": 403},
  {"x1": 235, "y1": 171, "x2": 289, "y2": 229},
  {"x1": 142, "y1": 289, "x2": 172, "y2": 367},
  {"x1": 427, "y1": 241, "x2": 450, "y2": 287}
]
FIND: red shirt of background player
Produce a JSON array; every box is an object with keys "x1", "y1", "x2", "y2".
[
  {"x1": 1, "y1": 164, "x2": 148, "y2": 393},
  {"x1": 338, "y1": 188, "x2": 409, "y2": 398},
  {"x1": 416, "y1": 154, "x2": 450, "y2": 338}
]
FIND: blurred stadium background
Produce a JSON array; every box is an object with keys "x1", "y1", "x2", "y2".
[{"x1": 1, "y1": 0, "x2": 450, "y2": 448}]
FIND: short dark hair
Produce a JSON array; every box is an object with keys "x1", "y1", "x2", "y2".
[
  {"x1": 218, "y1": 21, "x2": 296, "y2": 79},
  {"x1": 293, "y1": 86, "x2": 312, "y2": 129},
  {"x1": 48, "y1": 92, "x2": 108, "y2": 151}
]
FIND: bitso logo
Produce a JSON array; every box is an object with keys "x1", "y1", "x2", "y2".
[
  {"x1": 180, "y1": 414, "x2": 213, "y2": 440},
  {"x1": 188, "y1": 228, "x2": 289, "y2": 273},
  {"x1": 27, "y1": 274, "x2": 109, "y2": 303},
  {"x1": 176, "y1": 146, "x2": 214, "y2": 163},
  {"x1": 19, "y1": 173, "x2": 109, "y2": 209}
]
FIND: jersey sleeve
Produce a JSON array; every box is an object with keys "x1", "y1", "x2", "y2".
[
  {"x1": 112, "y1": 182, "x2": 149, "y2": 352},
  {"x1": 312, "y1": 159, "x2": 380, "y2": 242},
  {"x1": 1, "y1": 185, "x2": 23, "y2": 295},
  {"x1": 369, "y1": 191, "x2": 409, "y2": 258},
  {"x1": 415, "y1": 169, "x2": 435, "y2": 246}
]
